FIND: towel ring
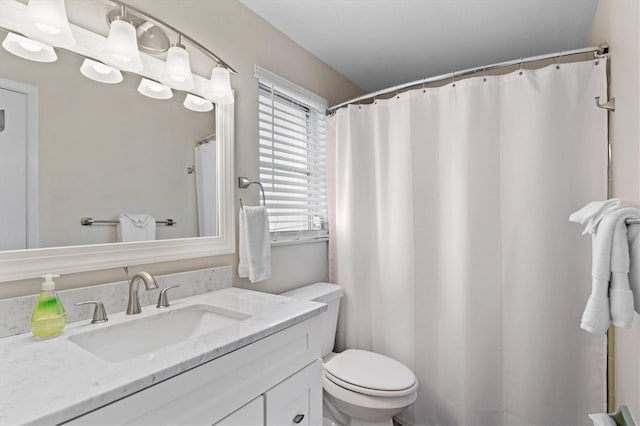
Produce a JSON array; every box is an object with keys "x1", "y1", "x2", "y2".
[{"x1": 238, "y1": 177, "x2": 266, "y2": 209}]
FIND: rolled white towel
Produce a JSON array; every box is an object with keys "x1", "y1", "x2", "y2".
[
  {"x1": 588, "y1": 413, "x2": 616, "y2": 426},
  {"x1": 581, "y1": 294, "x2": 610, "y2": 334},
  {"x1": 610, "y1": 213, "x2": 634, "y2": 328},
  {"x1": 580, "y1": 208, "x2": 639, "y2": 333},
  {"x1": 570, "y1": 199, "x2": 639, "y2": 235},
  {"x1": 628, "y1": 218, "x2": 640, "y2": 314}
]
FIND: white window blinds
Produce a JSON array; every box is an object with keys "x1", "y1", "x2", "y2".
[{"x1": 256, "y1": 67, "x2": 328, "y2": 242}]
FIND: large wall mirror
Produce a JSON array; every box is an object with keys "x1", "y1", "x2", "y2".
[{"x1": 0, "y1": 22, "x2": 235, "y2": 282}]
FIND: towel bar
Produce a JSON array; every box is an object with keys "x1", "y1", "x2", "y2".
[
  {"x1": 238, "y1": 177, "x2": 266, "y2": 209},
  {"x1": 81, "y1": 217, "x2": 176, "y2": 226},
  {"x1": 627, "y1": 219, "x2": 640, "y2": 225}
]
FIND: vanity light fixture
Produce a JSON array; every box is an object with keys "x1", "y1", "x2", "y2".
[
  {"x1": 100, "y1": 6, "x2": 143, "y2": 72},
  {"x1": 183, "y1": 94, "x2": 213, "y2": 112},
  {"x1": 137, "y1": 78, "x2": 173, "y2": 99},
  {"x1": 80, "y1": 58, "x2": 123, "y2": 84},
  {"x1": 161, "y1": 34, "x2": 195, "y2": 90},
  {"x1": 2, "y1": 32, "x2": 57, "y2": 62},
  {"x1": 207, "y1": 66, "x2": 234, "y2": 105},
  {"x1": 21, "y1": 0, "x2": 75, "y2": 48},
  {"x1": 1, "y1": 0, "x2": 237, "y2": 110}
]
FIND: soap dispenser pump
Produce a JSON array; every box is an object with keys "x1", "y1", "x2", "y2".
[{"x1": 31, "y1": 274, "x2": 66, "y2": 337}]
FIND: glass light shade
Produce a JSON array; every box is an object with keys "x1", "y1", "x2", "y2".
[
  {"x1": 137, "y1": 78, "x2": 173, "y2": 100},
  {"x1": 215, "y1": 91, "x2": 235, "y2": 105},
  {"x1": 206, "y1": 66, "x2": 233, "y2": 102},
  {"x1": 100, "y1": 20, "x2": 143, "y2": 72},
  {"x1": 22, "y1": 0, "x2": 75, "y2": 48},
  {"x1": 80, "y1": 59, "x2": 122, "y2": 84},
  {"x1": 161, "y1": 46, "x2": 195, "y2": 90},
  {"x1": 2, "y1": 32, "x2": 57, "y2": 62},
  {"x1": 183, "y1": 94, "x2": 213, "y2": 112}
]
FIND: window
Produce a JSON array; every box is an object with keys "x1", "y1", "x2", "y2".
[{"x1": 255, "y1": 67, "x2": 328, "y2": 243}]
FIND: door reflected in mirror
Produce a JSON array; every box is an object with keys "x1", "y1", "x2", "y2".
[{"x1": 0, "y1": 40, "x2": 219, "y2": 252}]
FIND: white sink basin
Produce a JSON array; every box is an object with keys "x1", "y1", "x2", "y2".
[{"x1": 69, "y1": 304, "x2": 250, "y2": 362}]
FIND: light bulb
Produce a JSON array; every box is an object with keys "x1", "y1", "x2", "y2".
[
  {"x1": 2, "y1": 32, "x2": 57, "y2": 62},
  {"x1": 184, "y1": 94, "x2": 213, "y2": 112},
  {"x1": 206, "y1": 66, "x2": 233, "y2": 102},
  {"x1": 22, "y1": 0, "x2": 75, "y2": 48},
  {"x1": 80, "y1": 59, "x2": 123, "y2": 84},
  {"x1": 161, "y1": 45, "x2": 195, "y2": 90},
  {"x1": 100, "y1": 19, "x2": 143, "y2": 72},
  {"x1": 138, "y1": 78, "x2": 172, "y2": 99}
]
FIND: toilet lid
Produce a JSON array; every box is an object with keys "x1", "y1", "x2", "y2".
[{"x1": 323, "y1": 349, "x2": 416, "y2": 392}]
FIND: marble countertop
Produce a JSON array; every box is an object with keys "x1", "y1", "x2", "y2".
[{"x1": 0, "y1": 288, "x2": 326, "y2": 425}]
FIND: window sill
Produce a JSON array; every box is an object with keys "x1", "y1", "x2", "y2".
[{"x1": 270, "y1": 236, "x2": 329, "y2": 247}]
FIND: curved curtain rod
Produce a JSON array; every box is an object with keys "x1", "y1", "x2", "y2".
[{"x1": 328, "y1": 43, "x2": 609, "y2": 113}]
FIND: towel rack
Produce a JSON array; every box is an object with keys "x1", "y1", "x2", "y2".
[
  {"x1": 628, "y1": 218, "x2": 640, "y2": 225},
  {"x1": 81, "y1": 217, "x2": 177, "y2": 226},
  {"x1": 238, "y1": 177, "x2": 266, "y2": 209}
]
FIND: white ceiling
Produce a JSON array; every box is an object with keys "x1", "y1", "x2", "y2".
[{"x1": 239, "y1": 0, "x2": 599, "y2": 92}]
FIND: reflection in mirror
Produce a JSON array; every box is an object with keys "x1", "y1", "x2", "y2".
[{"x1": 0, "y1": 40, "x2": 219, "y2": 251}]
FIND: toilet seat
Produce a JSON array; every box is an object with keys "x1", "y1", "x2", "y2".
[
  {"x1": 323, "y1": 373, "x2": 418, "y2": 414},
  {"x1": 323, "y1": 349, "x2": 418, "y2": 397},
  {"x1": 324, "y1": 370, "x2": 418, "y2": 397}
]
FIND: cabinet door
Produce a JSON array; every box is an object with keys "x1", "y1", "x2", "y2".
[
  {"x1": 213, "y1": 396, "x2": 263, "y2": 426},
  {"x1": 265, "y1": 359, "x2": 322, "y2": 426}
]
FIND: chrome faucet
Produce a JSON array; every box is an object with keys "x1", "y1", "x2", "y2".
[{"x1": 126, "y1": 271, "x2": 159, "y2": 315}]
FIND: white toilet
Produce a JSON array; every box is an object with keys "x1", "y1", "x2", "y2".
[{"x1": 282, "y1": 283, "x2": 418, "y2": 426}]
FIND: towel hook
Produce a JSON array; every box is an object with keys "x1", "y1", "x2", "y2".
[
  {"x1": 238, "y1": 177, "x2": 266, "y2": 209},
  {"x1": 595, "y1": 96, "x2": 616, "y2": 111}
]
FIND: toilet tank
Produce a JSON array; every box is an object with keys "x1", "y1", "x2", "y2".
[{"x1": 281, "y1": 283, "x2": 343, "y2": 357}]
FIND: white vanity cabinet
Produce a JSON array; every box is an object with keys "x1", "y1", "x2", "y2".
[
  {"x1": 65, "y1": 316, "x2": 322, "y2": 426},
  {"x1": 214, "y1": 396, "x2": 264, "y2": 426},
  {"x1": 264, "y1": 359, "x2": 322, "y2": 426}
]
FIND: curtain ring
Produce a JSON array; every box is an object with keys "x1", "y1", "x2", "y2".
[
  {"x1": 483, "y1": 66, "x2": 487, "y2": 82},
  {"x1": 396, "y1": 89, "x2": 400, "y2": 99},
  {"x1": 519, "y1": 57, "x2": 524, "y2": 75},
  {"x1": 556, "y1": 51, "x2": 563, "y2": 69},
  {"x1": 422, "y1": 80, "x2": 426, "y2": 93},
  {"x1": 452, "y1": 71, "x2": 456, "y2": 87}
]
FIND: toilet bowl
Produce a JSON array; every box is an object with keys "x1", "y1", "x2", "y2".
[{"x1": 282, "y1": 283, "x2": 418, "y2": 426}]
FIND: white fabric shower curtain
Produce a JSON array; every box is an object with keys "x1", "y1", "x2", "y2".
[
  {"x1": 328, "y1": 60, "x2": 608, "y2": 426},
  {"x1": 195, "y1": 141, "x2": 218, "y2": 237}
]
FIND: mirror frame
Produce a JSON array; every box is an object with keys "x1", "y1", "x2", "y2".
[{"x1": 0, "y1": 103, "x2": 235, "y2": 283}]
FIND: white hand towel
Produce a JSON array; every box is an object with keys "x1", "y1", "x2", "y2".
[
  {"x1": 627, "y1": 215, "x2": 640, "y2": 314},
  {"x1": 610, "y1": 210, "x2": 636, "y2": 328},
  {"x1": 581, "y1": 207, "x2": 639, "y2": 333},
  {"x1": 238, "y1": 206, "x2": 271, "y2": 283},
  {"x1": 588, "y1": 413, "x2": 617, "y2": 426},
  {"x1": 117, "y1": 214, "x2": 156, "y2": 242},
  {"x1": 570, "y1": 199, "x2": 639, "y2": 235}
]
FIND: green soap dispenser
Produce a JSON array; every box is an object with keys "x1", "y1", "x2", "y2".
[{"x1": 31, "y1": 274, "x2": 66, "y2": 338}]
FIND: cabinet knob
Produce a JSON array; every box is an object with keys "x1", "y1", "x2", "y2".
[{"x1": 293, "y1": 414, "x2": 305, "y2": 424}]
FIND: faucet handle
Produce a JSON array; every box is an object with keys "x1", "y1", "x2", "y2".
[
  {"x1": 156, "y1": 285, "x2": 181, "y2": 309},
  {"x1": 74, "y1": 300, "x2": 109, "y2": 324}
]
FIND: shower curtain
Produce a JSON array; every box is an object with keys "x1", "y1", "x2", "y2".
[
  {"x1": 195, "y1": 141, "x2": 218, "y2": 237},
  {"x1": 328, "y1": 60, "x2": 608, "y2": 426}
]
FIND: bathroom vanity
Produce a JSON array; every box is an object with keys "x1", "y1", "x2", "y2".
[{"x1": 0, "y1": 287, "x2": 325, "y2": 425}]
